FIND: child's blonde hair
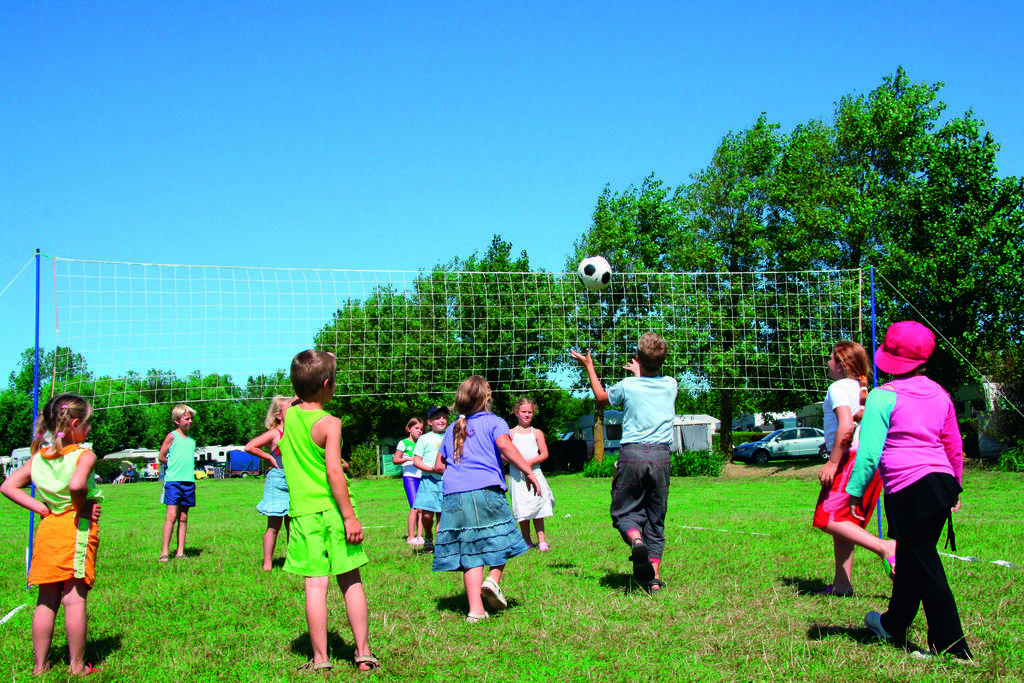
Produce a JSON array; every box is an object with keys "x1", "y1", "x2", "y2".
[
  {"x1": 171, "y1": 404, "x2": 196, "y2": 423},
  {"x1": 31, "y1": 393, "x2": 92, "y2": 455},
  {"x1": 265, "y1": 395, "x2": 290, "y2": 430},
  {"x1": 513, "y1": 396, "x2": 537, "y2": 413},
  {"x1": 450, "y1": 376, "x2": 492, "y2": 464}
]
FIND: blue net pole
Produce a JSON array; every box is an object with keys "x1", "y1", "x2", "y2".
[
  {"x1": 28, "y1": 249, "x2": 40, "y2": 584},
  {"x1": 870, "y1": 267, "x2": 883, "y2": 540}
]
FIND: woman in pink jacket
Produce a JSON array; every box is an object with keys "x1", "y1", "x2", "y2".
[{"x1": 847, "y1": 321, "x2": 972, "y2": 661}]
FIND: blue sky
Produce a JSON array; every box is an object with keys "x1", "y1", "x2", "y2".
[{"x1": 2, "y1": 1, "x2": 1023, "y2": 385}]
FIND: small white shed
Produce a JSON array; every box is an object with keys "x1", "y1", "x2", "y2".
[{"x1": 671, "y1": 414, "x2": 719, "y2": 453}]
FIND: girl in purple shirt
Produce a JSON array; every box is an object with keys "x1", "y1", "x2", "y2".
[{"x1": 431, "y1": 376, "x2": 540, "y2": 623}]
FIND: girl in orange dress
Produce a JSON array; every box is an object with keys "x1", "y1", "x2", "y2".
[{"x1": 1, "y1": 393, "x2": 103, "y2": 676}]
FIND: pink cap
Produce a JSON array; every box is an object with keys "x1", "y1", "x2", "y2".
[{"x1": 874, "y1": 321, "x2": 935, "y2": 375}]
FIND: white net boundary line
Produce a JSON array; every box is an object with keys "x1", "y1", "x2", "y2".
[{"x1": 45, "y1": 257, "x2": 864, "y2": 408}]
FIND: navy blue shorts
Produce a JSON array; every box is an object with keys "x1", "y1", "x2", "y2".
[{"x1": 163, "y1": 481, "x2": 197, "y2": 508}]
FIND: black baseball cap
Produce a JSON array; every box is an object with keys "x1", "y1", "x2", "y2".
[{"x1": 426, "y1": 405, "x2": 450, "y2": 420}]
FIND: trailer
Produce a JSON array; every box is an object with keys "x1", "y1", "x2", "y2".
[{"x1": 225, "y1": 450, "x2": 261, "y2": 477}]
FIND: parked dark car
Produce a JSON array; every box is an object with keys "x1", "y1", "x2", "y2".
[{"x1": 732, "y1": 428, "x2": 827, "y2": 464}]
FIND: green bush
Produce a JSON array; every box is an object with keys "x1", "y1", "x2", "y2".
[
  {"x1": 348, "y1": 444, "x2": 379, "y2": 479},
  {"x1": 671, "y1": 450, "x2": 724, "y2": 477},
  {"x1": 995, "y1": 441, "x2": 1024, "y2": 473},
  {"x1": 582, "y1": 450, "x2": 724, "y2": 478},
  {"x1": 582, "y1": 454, "x2": 618, "y2": 478}
]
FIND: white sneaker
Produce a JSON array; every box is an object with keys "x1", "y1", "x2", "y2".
[
  {"x1": 910, "y1": 649, "x2": 976, "y2": 665},
  {"x1": 465, "y1": 612, "x2": 489, "y2": 624},
  {"x1": 481, "y1": 577, "x2": 508, "y2": 612},
  {"x1": 864, "y1": 611, "x2": 892, "y2": 640}
]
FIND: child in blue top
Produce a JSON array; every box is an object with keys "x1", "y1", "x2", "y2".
[
  {"x1": 431, "y1": 376, "x2": 540, "y2": 622},
  {"x1": 245, "y1": 395, "x2": 292, "y2": 570},
  {"x1": 572, "y1": 332, "x2": 678, "y2": 594},
  {"x1": 413, "y1": 406, "x2": 448, "y2": 552}
]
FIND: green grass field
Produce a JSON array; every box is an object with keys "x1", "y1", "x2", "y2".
[{"x1": 1, "y1": 464, "x2": 1021, "y2": 681}]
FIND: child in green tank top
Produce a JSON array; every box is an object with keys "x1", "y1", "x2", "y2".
[
  {"x1": 157, "y1": 404, "x2": 197, "y2": 562},
  {"x1": 278, "y1": 349, "x2": 377, "y2": 672}
]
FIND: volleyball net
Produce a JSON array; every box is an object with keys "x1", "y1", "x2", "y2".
[{"x1": 45, "y1": 257, "x2": 863, "y2": 407}]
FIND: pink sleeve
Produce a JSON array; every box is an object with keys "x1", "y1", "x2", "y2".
[{"x1": 940, "y1": 400, "x2": 964, "y2": 484}]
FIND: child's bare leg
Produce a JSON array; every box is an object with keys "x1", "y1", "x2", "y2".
[
  {"x1": 421, "y1": 511, "x2": 434, "y2": 542},
  {"x1": 263, "y1": 516, "x2": 283, "y2": 570},
  {"x1": 486, "y1": 564, "x2": 505, "y2": 585},
  {"x1": 175, "y1": 509, "x2": 189, "y2": 557},
  {"x1": 62, "y1": 579, "x2": 90, "y2": 675},
  {"x1": 32, "y1": 583, "x2": 61, "y2": 675},
  {"x1": 464, "y1": 566, "x2": 486, "y2": 615},
  {"x1": 416, "y1": 509, "x2": 424, "y2": 538},
  {"x1": 534, "y1": 518, "x2": 546, "y2": 544},
  {"x1": 824, "y1": 520, "x2": 895, "y2": 564},
  {"x1": 651, "y1": 559, "x2": 661, "y2": 579},
  {"x1": 285, "y1": 516, "x2": 291, "y2": 542},
  {"x1": 160, "y1": 505, "x2": 177, "y2": 557},
  {"x1": 831, "y1": 537, "x2": 855, "y2": 590},
  {"x1": 304, "y1": 576, "x2": 330, "y2": 665},
  {"x1": 336, "y1": 570, "x2": 372, "y2": 668},
  {"x1": 518, "y1": 520, "x2": 532, "y2": 544},
  {"x1": 406, "y1": 507, "x2": 418, "y2": 540}
]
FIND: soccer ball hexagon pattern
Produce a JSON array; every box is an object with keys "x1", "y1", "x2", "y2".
[{"x1": 577, "y1": 256, "x2": 612, "y2": 291}]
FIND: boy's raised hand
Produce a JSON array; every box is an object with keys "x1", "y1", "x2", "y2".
[
  {"x1": 569, "y1": 348, "x2": 593, "y2": 366},
  {"x1": 623, "y1": 358, "x2": 641, "y2": 377}
]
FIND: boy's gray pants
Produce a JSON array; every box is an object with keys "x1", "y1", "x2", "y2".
[{"x1": 610, "y1": 443, "x2": 671, "y2": 560}]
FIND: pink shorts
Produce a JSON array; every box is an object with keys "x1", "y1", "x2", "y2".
[{"x1": 813, "y1": 449, "x2": 884, "y2": 528}]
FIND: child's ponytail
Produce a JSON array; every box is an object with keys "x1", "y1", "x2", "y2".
[
  {"x1": 451, "y1": 415, "x2": 468, "y2": 464},
  {"x1": 32, "y1": 393, "x2": 92, "y2": 455},
  {"x1": 450, "y1": 375, "x2": 494, "y2": 463},
  {"x1": 831, "y1": 341, "x2": 871, "y2": 451}
]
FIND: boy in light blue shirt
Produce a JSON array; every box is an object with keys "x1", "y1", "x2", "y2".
[{"x1": 572, "y1": 332, "x2": 677, "y2": 593}]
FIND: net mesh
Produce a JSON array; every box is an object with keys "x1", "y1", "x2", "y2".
[{"x1": 49, "y1": 257, "x2": 863, "y2": 406}]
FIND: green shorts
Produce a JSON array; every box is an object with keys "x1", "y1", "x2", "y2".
[{"x1": 284, "y1": 507, "x2": 369, "y2": 577}]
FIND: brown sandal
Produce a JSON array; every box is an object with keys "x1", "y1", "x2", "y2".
[
  {"x1": 354, "y1": 654, "x2": 380, "y2": 671},
  {"x1": 297, "y1": 659, "x2": 333, "y2": 671}
]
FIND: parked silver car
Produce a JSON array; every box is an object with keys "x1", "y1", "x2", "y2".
[{"x1": 732, "y1": 428, "x2": 827, "y2": 464}]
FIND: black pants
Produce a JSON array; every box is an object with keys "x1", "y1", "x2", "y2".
[
  {"x1": 881, "y1": 490, "x2": 971, "y2": 658},
  {"x1": 609, "y1": 443, "x2": 670, "y2": 560}
]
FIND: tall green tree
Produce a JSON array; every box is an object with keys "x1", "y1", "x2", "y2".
[
  {"x1": 775, "y1": 68, "x2": 1024, "y2": 391},
  {"x1": 884, "y1": 112, "x2": 1024, "y2": 388},
  {"x1": 8, "y1": 346, "x2": 91, "y2": 396},
  {"x1": 0, "y1": 389, "x2": 33, "y2": 455},
  {"x1": 683, "y1": 114, "x2": 789, "y2": 453},
  {"x1": 774, "y1": 67, "x2": 945, "y2": 272}
]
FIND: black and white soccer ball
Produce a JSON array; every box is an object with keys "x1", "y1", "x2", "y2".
[{"x1": 577, "y1": 256, "x2": 612, "y2": 292}]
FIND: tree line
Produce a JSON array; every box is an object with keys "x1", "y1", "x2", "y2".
[{"x1": 2, "y1": 69, "x2": 1021, "y2": 457}]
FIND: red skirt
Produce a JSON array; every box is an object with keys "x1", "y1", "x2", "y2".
[{"x1": 813, "y1": 449, "x2": 884, "y2": 529}]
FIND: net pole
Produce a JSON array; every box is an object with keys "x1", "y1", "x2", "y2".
[
  {"x1": 28, "y1": 249, "x2": 40, "y2": 585},
  {"x1": 870, "y1": 267, "x2": 883, "y2": 541}
]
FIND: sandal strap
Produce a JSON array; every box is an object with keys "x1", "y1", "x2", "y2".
[{"x1": 354, "y1": 654, "x2": 380, "y2": 670}]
